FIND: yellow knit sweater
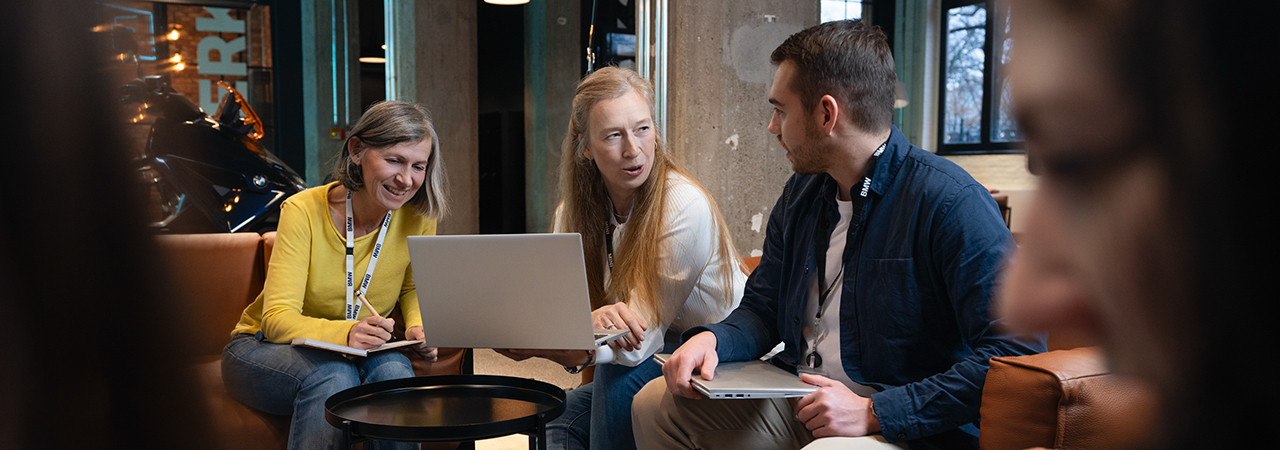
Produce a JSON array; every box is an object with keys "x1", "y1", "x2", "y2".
[{"x1": 231, "y1": 182, "x2": 434, "y2": 345}]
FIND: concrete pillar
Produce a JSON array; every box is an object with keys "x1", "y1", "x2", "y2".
[
  {"x1": 385, "y1": 0, "x2": 416, "y2": 103},
  {"x1": 415, "y1": 1, "x2": 479, "y2": 235},
  {"x1": 666, "y1": 1, "x2": 818, "y2": 256},
  {"x1": 300, "y1": 0, "x2": 361, "y2": 186},
  {"x1": 523, "y1": 0, "x2": 580, "y2": 233}
]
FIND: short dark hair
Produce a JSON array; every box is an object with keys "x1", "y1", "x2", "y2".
[{"x1": 770, "y1": 20, "x2": 896, "y2": 133}]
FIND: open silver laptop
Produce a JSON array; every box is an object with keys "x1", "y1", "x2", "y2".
[
  {"x1": 653, "y1": 354, "x2": 818, "y2": 399},
  {"x1": 408, "y1": 233, "x2": 627, "y2": 350}
]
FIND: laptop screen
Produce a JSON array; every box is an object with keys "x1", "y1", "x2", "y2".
[{"x1": 407, "y1": 234, "x2": 599, "y2": 350}]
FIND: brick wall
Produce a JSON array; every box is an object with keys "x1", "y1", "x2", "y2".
[{"x1": 944, "y1": 153, "x2": 1036, "y2": 191}]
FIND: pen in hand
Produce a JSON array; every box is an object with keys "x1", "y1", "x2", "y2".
[
  {"x1": 357, "y1": 292, "x2": 395, "y2": 342},
  {"x1": 356, "y1": 291, "x2": 382, "y2": 319}
]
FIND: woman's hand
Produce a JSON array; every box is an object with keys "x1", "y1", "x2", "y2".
[
  {"x1": 593, "y1": 302, "x2": 647, "y2": 352},
  {"x1": 494, "y1": 349, "x2": 592, "y2": 367},
  {"x1": 406, "y1": 326, "x2": 438, "y2": 361},
  {"x1": 347, "y1": 315, "x2": 395, "y2": 349}
]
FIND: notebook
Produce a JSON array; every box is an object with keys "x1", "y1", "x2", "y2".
[
  {"x1": 652, "y1": 353, "x2": 818, "y2": 399},
  {"x1": 290, "y1": 338, "x2": 423, "y2": 357},
  {"x1": 408, "y1": 233, "x2": 628, "y2": 350}
]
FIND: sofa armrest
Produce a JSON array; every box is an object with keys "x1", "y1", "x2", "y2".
[
  {"x1": 979, "y1": 347, "x2": 1155, "y2": 450},
  {"x1": 155, "y1": 232, "x2": 266, "y2": 361}
]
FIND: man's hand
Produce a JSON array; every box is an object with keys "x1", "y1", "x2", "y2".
[
  {"x1": 593, "y1": 302, "x2": 647, "y2": 352},
  {"x1": 662, "y1": 331, "x2": 719, "y2": 399},
  {"x1": 405, "y1": 326, "x2": 438, "y2": 361},
  {"x1": 493, "y1": 348, "x2": 592, "y2": 368},
  {"x1": 795, "y1": 373, "x2": 880, "y2": 438}
]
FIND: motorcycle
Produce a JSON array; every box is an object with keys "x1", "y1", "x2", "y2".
[{"x1": 123, "y1": 68, "x2": 307, "y2": 233}]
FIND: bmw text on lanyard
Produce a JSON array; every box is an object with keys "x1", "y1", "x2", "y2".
[
  {"x1": 345, "y1": 190, "x2": 393, "y2": 321},
  {"x1": 605, "y1": 224, "x2": 616, "y2": 271},
  {"x1": 804, "y1": 139, "x2": 887, "y2": 369}
]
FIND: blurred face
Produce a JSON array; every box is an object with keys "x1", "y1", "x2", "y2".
[
  {"x1": 768, "y1": 61, "x2": 830, "y2": 174},
  {"x1": 998, "y1": 0, "x2": 1187, "y2": 384},
  {"x1": 582, "y1": 89, "x2": 656, "y2": 204},
  {"x1": 351, "y1": 138, "x2": 431, "y2": 213}
]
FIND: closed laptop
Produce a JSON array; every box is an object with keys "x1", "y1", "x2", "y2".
[{"x1": 653, "y1": 354, "x2": 818, "y2": 399}]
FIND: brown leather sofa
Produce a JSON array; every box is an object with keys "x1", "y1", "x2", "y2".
[
  {"x1": 156, "y1": 232, "x2": 469, "y2": 450},
  {"x1": 979, "y1": 347, "x2": 1155, "y2": 450},
  {"x1": 157, "y1": 234, "x2": 1147, "y2": 449}
]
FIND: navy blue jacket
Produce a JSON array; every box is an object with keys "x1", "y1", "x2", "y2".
[{"x1": 690, "y1": 127, "x2": 1045, "y2": 449}]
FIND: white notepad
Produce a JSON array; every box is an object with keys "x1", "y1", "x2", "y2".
[{"x1": 291, "y1": 338, "x2": 423, "y2": 357}]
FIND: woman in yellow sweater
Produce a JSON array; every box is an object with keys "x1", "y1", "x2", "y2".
[{"x1": 222, "y1": 101, "x2": 448, "y2": 450}]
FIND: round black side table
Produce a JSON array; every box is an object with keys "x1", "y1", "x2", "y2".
[{"x1": 325, "y1": 374, "x2": 566, "y2": 450}]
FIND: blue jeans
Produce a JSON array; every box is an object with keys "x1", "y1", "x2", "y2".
[
  {"x1": 222, "y1": 333, "x2": 418, "y2": 450},
  {"x1": 547, "y1": 351, "x2": 667, "y2": 450}
]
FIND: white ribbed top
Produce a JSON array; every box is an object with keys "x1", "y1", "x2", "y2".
[{"x1": 557, "y1": 172, "x2": 745, "y2": 366}]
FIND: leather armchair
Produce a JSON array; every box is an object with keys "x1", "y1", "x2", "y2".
[
  {"x1": 156, "y1": 232, "x2": 469, "y2": 449},
  {"x1": 979, "y1": 347, "x2": 1155, "y2": 450}
]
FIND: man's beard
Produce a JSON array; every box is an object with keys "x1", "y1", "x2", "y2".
[{"x1": 784, "y1": 120, "x2": 830, "y2": 175}]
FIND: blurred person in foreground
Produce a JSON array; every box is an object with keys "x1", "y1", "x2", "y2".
[
  {"x1": 0, "y1": 1, "x2": 215, "y2": 448},
  {"x1": 632, "y1": 20, "x2": 1043, "y2": 450},
  {"x1": 497, "y1": 66, "x2": 745, "y2": 450},
  {"x1": 996, "y1": 0, "x2": 1280, "y2": 449}
]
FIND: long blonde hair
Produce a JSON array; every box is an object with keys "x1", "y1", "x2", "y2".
[{"x1": 558, "y1": 67, "x2": 739, "y2": 325}]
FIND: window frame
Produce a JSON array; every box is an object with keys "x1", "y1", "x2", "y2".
[{"x1": 936, "y1": 0, "x2": 1023, "y2": 155}]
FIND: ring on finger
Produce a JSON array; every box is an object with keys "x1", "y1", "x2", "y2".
[{"x1": 605, "y1": 323, "x2": 617, "y2": 329}]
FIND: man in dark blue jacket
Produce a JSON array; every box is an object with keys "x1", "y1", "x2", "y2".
[{"x1": 631, "y1": 20, "x2": 1044, "y2": 450}]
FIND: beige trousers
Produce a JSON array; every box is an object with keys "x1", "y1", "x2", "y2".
[{"x1": 631, "y1": 377, "x2": 907, "y2": 450}]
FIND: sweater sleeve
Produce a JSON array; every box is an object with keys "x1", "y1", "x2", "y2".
[
  {"x1": 397, "y1": 218, "x2": 436, "y2": 330},
  {"x1": 603, "y1": 183, "x2": 725, "y2": 367},
  {"x1": 695, "y1": 179, "x2": 791, "y2": 362},
  {"x1": 259, "y1": 197, "x2": 357, "y2": 345}
]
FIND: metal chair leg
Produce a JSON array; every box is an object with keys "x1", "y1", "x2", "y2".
[{"x1": 341, "y1": 420, "x2": 353, "y2": 449}]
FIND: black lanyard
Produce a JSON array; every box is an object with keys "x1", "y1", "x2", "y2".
[
  {"x1": 605, "y1": 223, "x2": 616, "y2": 271},
  {"x1": 811, "y1": 140, "x2": 887, "y2": 319},
  {"x1": 605, "y1": 198, "x2": 632, "y2": 272}
]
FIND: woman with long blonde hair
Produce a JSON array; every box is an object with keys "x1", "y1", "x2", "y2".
[{"x1": 497, "y1": 67, "x2": 745, "y2": 450}]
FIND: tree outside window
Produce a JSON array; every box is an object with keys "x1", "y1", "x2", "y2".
[{"x1": 939, "y1": 0, "x2": 1021, "y2": 153}]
